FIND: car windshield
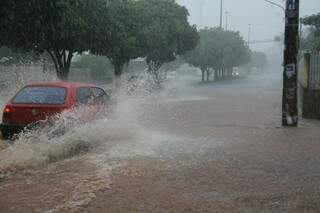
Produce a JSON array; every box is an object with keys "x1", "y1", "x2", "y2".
[{"x1": 13, "y1": 86, "x2": 67, "y2": 105}]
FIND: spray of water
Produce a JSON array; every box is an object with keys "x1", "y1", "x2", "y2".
[
  {"x1": 0, "y1": 74, "x2": 140, "y2": 170},
  {"x1": 0, "y1": 68, "x2": 223, "y2": 211},
  {"x1": 0, "y1": 70, "x2": 215, "y2": 176}
]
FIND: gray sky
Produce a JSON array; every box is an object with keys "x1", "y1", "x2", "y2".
[{"x1": 177, "y1": 0, "x2": 320, "y2": 51}]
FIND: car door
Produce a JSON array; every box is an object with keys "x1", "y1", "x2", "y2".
[
  {"x1": 91, "y1": 87, "x2": 110, "y2": 105},
  {"x1": 75, "y1": 87, "x2": 110, "y2": 121},
  {"x1": 76, "y1": 87, "x2": 92, "y2": 106},
  {"x1": 90, "y1": 87, "x2": 111, "y2": 116},
  {"x1": 75, "y1": 87, "x2": 95, "y2": 121}
]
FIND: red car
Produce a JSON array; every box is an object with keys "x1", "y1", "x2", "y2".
[{"x1": 0, "y1": 82, "x2": 111, "y2": 139}]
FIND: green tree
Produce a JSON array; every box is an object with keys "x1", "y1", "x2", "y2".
[
  {"x1": 302, "y1": 13, "x2": 320, "y2": 35},
  {"x1": 223, "y1": 31, "x2": 251, "y2": 79},
  {"x1": 0, "y1": 0, "x2": 14, "y2": 47},
  {"x1": 91, "y1": 0, "x2": 141, "y2": 79},
  {"x1": 184, "y1": 28, "x2": 218, "y2": 82},
  {"x1": 301, "y1": 13, "x2": 320, "y2": 51},
  {"x1": 135, "y1": 0, "x2": 199, "y2": 83},
  {"x1": 2, "y1": 0, "x2": 106, "y2": 80},
  {"x1": 185, "y1": 28, "x2": 250, "y2": 82}
]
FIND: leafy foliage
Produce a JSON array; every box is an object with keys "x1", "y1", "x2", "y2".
[
  {"x1": 2, "y1": 0, "x2": 106, "y2": 80},
  {"x1": 185, "y1": 28, "x2": 250, "y2": 82},
  {"x1": 301, "y1": 13, "x2": 320, "y2": 51},
  {"x1": 91, "y1": 0, "x2": 141, "y2": 77},
  {"x1": 1, "y1": 0, "x2": 199, "y2": 82},
  {"x1": 0, "y1": 0, "x2": 14, "y2": 46},
  {"x1": 302, "y1": 13, "x2": 320, "y2": 35},
  {"x1": 135, "y1": 0, "x2": 199, "y2": 80}
]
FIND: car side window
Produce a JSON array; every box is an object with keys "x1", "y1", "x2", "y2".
[
  {"x1": 76, "y1": 87, "x2": 93, "y2": 105},
  {"x1": 92, "y1": 87, "x2": 110, "y2": 105}
]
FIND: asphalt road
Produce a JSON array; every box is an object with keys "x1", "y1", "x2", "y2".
[{"x1": 1, "y1": 71, "x2": 320, "y2": 213}]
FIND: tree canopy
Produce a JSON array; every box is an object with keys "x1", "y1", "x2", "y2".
[
  {"x1": 1, "y1": 0, "x2": 107, "y2": 80},
  {"x1": 302, "y1": 13, "x2": 320, "y2": 35},
  {"x1": 1, "y1": 0, "x2": 199, "y2": 81},
  {"x1": 185, "y1": 28, "x2": 250, "y2": 82},
  {"x1": 135, "y1": 0, "x2": 199, "y2": 81},
  {"x1": 90, "y1": 0, "x2": 142, "y2": 78},
  {"x1": 301, "y1": 13, "x2": 320, "y2": 51}
]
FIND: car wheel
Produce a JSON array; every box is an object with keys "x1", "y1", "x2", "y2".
[{"x1": 1, "y1": 129, "x2": 12, "y2": 140}]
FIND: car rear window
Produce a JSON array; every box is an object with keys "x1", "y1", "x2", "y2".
[{"x1": 13, "y1": 86, "x2": 67, "y2": 105}]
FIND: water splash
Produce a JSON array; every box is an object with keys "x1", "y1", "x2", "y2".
[{"x1": 0, "y1": 71, "x2": 214, "y2": 174}]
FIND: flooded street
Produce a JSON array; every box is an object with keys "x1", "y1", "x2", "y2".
[
  {"x1": 1, "y1": 0, "x2": 319, "y2": 211},
  {"x1": 1, "y1": 71, "x2": 320, "y2": 213}
]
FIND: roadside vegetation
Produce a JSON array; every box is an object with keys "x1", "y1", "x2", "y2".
[
  {"x1": 184, "y1": 28, "x2": 251, "y2": 82},
  {"x1": 0, "y1": 0, "x2": 199, "y2": 82},
  {"x1": 301, "y1": 13, "x2": 320, "y2": 51},
  {"x1": 0, "y1": 0, "x2": 267, "y2": 86}
]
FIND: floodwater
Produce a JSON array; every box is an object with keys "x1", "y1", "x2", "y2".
[
  {"x1": 1, "y1": 70, "x2": 320, "y2": 212},
  {"x1": 0, "y1": 72, "x2": 224, "y2": 172}
]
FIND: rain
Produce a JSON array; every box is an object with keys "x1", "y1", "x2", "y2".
[{"x1": 0, "y1": 0, "x2": 320, "y2": 212}]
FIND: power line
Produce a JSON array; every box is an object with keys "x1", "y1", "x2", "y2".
[
  {"x1": 263, "y1": 0, "x2": 285, "y2": 11},
  {"x1": 248, "y1": 40, "x2": 277, "y2": 44}
]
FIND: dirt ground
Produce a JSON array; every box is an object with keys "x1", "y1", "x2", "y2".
[{"x1": 1, "y1": 72, "x2": 320, "y2": 212}]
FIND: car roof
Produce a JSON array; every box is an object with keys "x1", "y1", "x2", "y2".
[{"x1": 25, "y1": 82, "x2": 98, "y2": 89}]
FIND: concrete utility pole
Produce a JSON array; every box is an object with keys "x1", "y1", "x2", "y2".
[
  {"x1": 198, "y1": 0, "x2": 204, "y2": 29},
  {"x1": 220, "y1": 0, "x2": 223, "y2": 28},
  {"x1": 225, "y1": 11, "x2": 229, "y2": 30},
  {"x1": 282, "y1": 0, "x2": 300, "y2": 126},
  {"x1": 247, "y1": 24, "x2": 251, "y2": 46}
]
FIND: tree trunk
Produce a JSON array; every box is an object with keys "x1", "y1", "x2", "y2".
[
  {"x1": 201, "y1": 69, "x2": 205, "y2": 82},
  {"x1": 206, "y1": 69, "x2": 210, "y2": 82},
  {"x1": 47, "y1": 49, "x2": 73, "y2": 81},
  {"x1": 57, "y1": 68, "x2": 69, "y2": 81},
  {"x1": 214, "y1": 70, "x2": 218, "y2": 81},
  {"x1": 112, "y1": 59, "x2": 125, "y2": 87},
  {"x1": 222, "y1": 67, "x2": 226, "y2": 80},
  {"x1": 226, "y1": 67, "x2": 230, "y2": 79},
  {"x1": 218, "y1": 69, "x2": 222, "y2": 81},
  {"x1": 114, "y1": 61, "x2": 123, "y2": 77}
]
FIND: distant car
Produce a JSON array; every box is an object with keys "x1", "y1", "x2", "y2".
[{"x1": 0, "y1": 82, "x2": 111, "y2": 139}]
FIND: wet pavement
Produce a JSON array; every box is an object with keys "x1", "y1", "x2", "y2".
[{"x1": 1, "y1": 71, "x2": 320, "y2": 212}]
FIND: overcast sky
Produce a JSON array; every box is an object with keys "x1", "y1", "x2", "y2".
[{"x1": 177, "y1": 0, "x2": 320, "y2": 51}]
